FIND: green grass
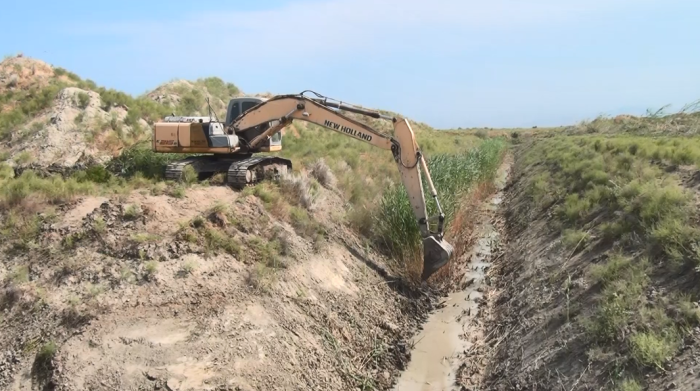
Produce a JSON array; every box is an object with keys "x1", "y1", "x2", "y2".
[
  {"x1": 527, "y1": 135, "x2": 700, "y2": 267},
  {"x1": 251, "y1": 128, "x2": 508, "y2": 279},
  {"x1": 0, "y1": 83, "x2": 63, "y2": 140},
  {"x1": 520, "y1": 131, "x2": 700, "y2": 388},
  {"x1": 617, "y1": 379, "x2": 643, "y2": 391},
  {"x1": 373, "y1": 138, "x2": 506, "y2": 273},
  {"x1": 561, "y1": 229, "x2": 590, "y2": 250}
]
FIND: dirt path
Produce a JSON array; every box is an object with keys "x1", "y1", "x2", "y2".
[{"x1": 392, "y1": 154, "x2": 512, "y2": 391}]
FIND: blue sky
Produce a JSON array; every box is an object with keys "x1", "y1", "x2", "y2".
[{"x1": 2, "y1": 0, "x2": 699, "y2": 129}]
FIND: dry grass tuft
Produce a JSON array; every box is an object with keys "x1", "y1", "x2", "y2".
[
  {"x1": 309, "y1": 158, "x2": 337, "y2": 189},
  {"x1": 279, "y1": 171, "x2": 319, "y2": 211}
]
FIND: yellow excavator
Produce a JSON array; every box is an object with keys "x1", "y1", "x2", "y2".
[{"x1": 151, "y1": 91, "x2": 453, "y2": 280}]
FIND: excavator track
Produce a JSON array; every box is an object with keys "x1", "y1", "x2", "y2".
[
  {"x1": 227, "y1": 156, "x2": 292, "y2": 189},
  {"x1": 165, "y1": 156, "x2": 237, "y2": 182},
  {"x1": 164, "y1": 155, "x2": 291, "y2": 188}
]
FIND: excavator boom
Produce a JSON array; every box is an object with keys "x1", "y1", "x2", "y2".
[{"x1": 227, "y1": 92, "x2": 454, "y2": 280}]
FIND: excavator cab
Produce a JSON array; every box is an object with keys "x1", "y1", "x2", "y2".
[
  {"x1": 225, "y1": 97, "x2": 283, "y2": 152},
  {"x1": 225, "y1": 97, "x2": 264, "y2": 126}
]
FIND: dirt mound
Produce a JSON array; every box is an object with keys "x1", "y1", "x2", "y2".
[
  {"x1": 0, "y1": 55, "x2": 156, "y2": 169},
  {"x1": 0, "y1": 181, "x2": 434, "y2": 390},
  {"x1": 147, "y1": 79, "x2": 197, "y2": 110},
  {"x1": 0, "y1": 55, "x2": 55, "y2": 92},
  {"x1": 3, "y1": 86, "x2": 148, "y2": 167},
  {"x1": 146, "y1": 78, "x2": 242, "y2": 119}
]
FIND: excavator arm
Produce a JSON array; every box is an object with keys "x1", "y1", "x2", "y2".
[{"x1": 227, "y1": 91, "x2": 454, "y2": 281}]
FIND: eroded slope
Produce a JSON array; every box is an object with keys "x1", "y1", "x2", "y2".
[
  {"x1": 1, "y1": 175, "x2": 433, "y2": 391},
  {"x1": 481, "y1": 133, "x2": 700, "y2": 391}
]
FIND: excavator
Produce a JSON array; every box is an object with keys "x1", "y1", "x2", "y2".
[{"x1": 151, "y1": 91, "x2": 453, "y2": 280}]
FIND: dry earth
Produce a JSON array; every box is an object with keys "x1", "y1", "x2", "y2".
[{"x1": 0, "y1": 180, "x2": 441, "y2": 391}]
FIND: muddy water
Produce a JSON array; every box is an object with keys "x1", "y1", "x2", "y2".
[{"x1": 392, "y1": 159, "x2": 510, "y2": 391}]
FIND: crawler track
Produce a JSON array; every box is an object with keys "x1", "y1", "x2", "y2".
[{"x1": 165, "y1": 154, "x2": 292, "y2": 188}]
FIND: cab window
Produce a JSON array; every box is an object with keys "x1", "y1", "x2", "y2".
[{"x1": 241, "y1": 101, "x2": 258, "y2": 113}]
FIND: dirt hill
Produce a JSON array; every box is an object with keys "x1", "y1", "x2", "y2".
[
  {"x1": 0, "y1": 174, "x2": 436, "y2": 390},
  {"x1": 0, "y1": 55, "x2": 153, "y2": 168},
  {"x1": 0, "y1": 54, "x2": 512, "y2": 391}
]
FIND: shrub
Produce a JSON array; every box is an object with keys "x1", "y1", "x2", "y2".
[
  {"x1": 561, "y1": 229, "x2": 589, "y2": 250},
  {"x1": 76, "y1": 92, "x2": 90, "y2": 109},
  {"x1": 106, "y1": 143, "x2": 182, "y2": 179},
  {"x1": 0, "y1": 84, "x2": 62, "y2": 139},
  {"x1": 617, "y1": 379, "x2": 642, "y2": 391},
  {"x1": 630, "y1": 330, "x2": 680, "y2": 369},
  {"x1": 278, "y1": 171, "x2": 319, "y2": 210},
  {"x1": 74, "y1": 165, "x2": 112, "y2": 184},
  {"x1": 309, "y1": 158, "x2": 336, "y2": 189}
]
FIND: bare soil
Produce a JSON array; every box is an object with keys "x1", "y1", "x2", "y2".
[{"x1": 0, "y1": 183, "x2": 438, "y2": 391}]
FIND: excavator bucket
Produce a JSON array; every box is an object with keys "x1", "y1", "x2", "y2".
[{"x1": 421, "y1": 235, "x2": 454, "y2": 281}]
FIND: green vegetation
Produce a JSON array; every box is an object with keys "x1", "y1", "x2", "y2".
[
  {"x1": 35, "y1": 340, "x2": 57, "y2": 363},
  {"x1": 76, "y1": 91, "x2": 90, "y2": 109},
  {"x1": 525, "y1": 135, "x2": 700, "y2": 268},
  {"x1": 199, "y1": 77, "x2": 240, "y2": 101},
  {"x1": 273, "y1": 121, "x2": 490, "y2": 240},
  {"x1": 106, "y1": 142, "x2": 184, "y2": 180},
  {"x1": 0, "y1": 83, "x2": 63, "y2": 139},
  {"x1": 143, "y1": 260, "x2": 158, "y2": 280},
  {"x1": 374, "y1": 138, "x2": 506, "y2": 271},
  {"x1": 520, "y1": 129, "x2": 700, "y2": 388}
]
